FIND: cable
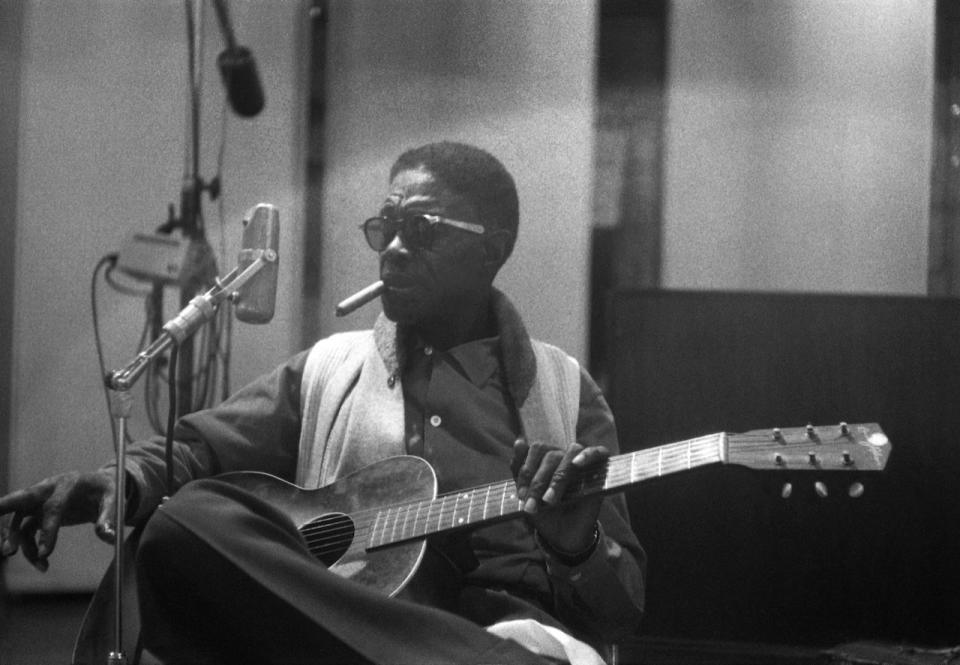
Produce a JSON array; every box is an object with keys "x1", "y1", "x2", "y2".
[
  {"x1": 222, "y1": 303, "x2": 232, "y2": 399},
  {"x1": 165, "y1": 342, "x2": 179, "y2": 498},
  {"x1": 91, "y1": 253, "x2": 121, "y2": 449},
  {"x1": 216, "y1": 94, "x2": 229, "y2": 262},
  {"x1": 104, "y1": 262, "x2": 151, "y2": 298},
  {"x1": 213, "y1": 88, "x2": 233, "y2": 403},
  {"x1": 143, "y1": 291, "x2": 169, "y2": 436}
]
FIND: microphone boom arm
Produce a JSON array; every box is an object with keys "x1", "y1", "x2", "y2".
[{"x1": 106, "y1": 247, "x2": 277, "y2": 392}]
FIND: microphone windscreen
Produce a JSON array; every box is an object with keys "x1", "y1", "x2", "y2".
[
  {"x1": 235, "y1": 204, "x2": 279, "y2": 324},
  {"x1": 218, "y1": 46, "x2": 265, "y2": 118}
]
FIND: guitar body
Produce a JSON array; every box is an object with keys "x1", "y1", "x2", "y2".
[
  {"x1": 73, "y1": 456, "x2": 438, "y2": 664},
  {"x1": 217, "y1": 455, "x2": 438, "y2": 598}
]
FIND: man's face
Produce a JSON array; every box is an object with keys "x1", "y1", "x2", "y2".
[{"x1": 376, "y1": 167, "x2": 491, "y2": 329}]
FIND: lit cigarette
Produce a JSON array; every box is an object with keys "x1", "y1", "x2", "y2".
[{"x1": 335, "y1": 280, "x2": 385, "y2": 317}]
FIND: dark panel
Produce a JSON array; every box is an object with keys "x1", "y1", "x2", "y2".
[
  {"x1": 590, "y1": 0, "x2": 668, "y2": 372},
  {"x1": 0, "y1": 0, "x2": 25, "y2": 501},
  {"x1": 606, "y1": 290, "x2": 960, "y2": 646},
  {"x1": 929, "y1": 1, "x2": 960, "y2": 296},
  {"x1": 301, "y1": 0, "x2": 328, "y2": 346}
]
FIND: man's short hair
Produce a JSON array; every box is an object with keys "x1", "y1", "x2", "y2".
[{"x1": 390, "y1": 142, "x2": 519, "y2": 260}]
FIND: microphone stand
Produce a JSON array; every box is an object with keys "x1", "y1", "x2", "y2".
[
  {"x1": 101, "y1": 247, "x2": 277, "y2": 664},
  {"x1": 161, "y1": 0, "x2": 221, "y2": 417}
]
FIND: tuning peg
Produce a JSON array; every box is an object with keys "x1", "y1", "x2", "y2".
[
  {"x1": 814, "y1": 481, "x2": 828, "y2": 498},
  {"x1": 781, "y1": 482, "x2": 793, "y2": 499},
  {"x1": 842, "y1": 451, "x2": 853, "y2": 466},
  {"x1": 808, "y1": 452, "x2": 818, "y2": 466},
  {"x1": 848, "y1": 482, "x2": 865, "y2": 498},
  {"x1": 806, "y1": 423, "x2": 819, "y2": 442},
  {"x1": 772, "y1": 428, "x2": 783, "y2": 442},
  {"x1": 840, "y1": 421, "x2": 850, "y2": 436}
]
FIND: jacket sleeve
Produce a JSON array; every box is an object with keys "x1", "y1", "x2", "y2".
[
  {"x1": 541, "y1": 369, "x2": 646, "y2": 642},
  {"x1": 104, "y1": 350, "x2": 309, "y2": 524}
]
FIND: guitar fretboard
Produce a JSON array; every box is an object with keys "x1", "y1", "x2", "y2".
[{"x1": 366, "y1": 433, "x2": 727, "y2": 550}]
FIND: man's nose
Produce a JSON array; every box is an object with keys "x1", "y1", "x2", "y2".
[{"x1": 383, "y1": 231, "x2": 410, "y2": 255}]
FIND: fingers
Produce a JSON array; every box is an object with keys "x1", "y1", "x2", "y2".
[
  {"x1": 513, "y1": 439, "x2": 611, "y2": 514},
  {"x1": 568, "y1": 444, "x2": 610, "y2": 469},
  {"x1": 1, "y1": 488, "x2": 39, "y2": 561},
  {"x1": 0, "y1": 471, "x2": 112, "y2": 569},
  {"x1": 37, "y1": 485, "x2": 70, "y2": 561},
  {"x1": 11, "y1": 490, "x2": 65, "y2": 572},
  {"x1": 0, "y1": 485, "x2": 43, "y2": 516},
  {"x1": 94, "y1": 484, "x2": 118, "y2": 544},
  {"x1": 17, "y1": 515, "x2": 48, "y2": 572},
  {"x1": 514, "y1": 438, "x2": 558, "y2": 511},
  {"x1": 1, "y1": 514, "x2": 21, "y2": 557},
  {"x1": 512, "y1": 437, "x2": 537, "y2": 501},
  {"x1": 540, "y1": 445, "x2": 584, "y2": 507}
]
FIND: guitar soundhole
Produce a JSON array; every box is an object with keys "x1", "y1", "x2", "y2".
[{"x1": 300, "y1": 513, "x2": 354, "y2": 567}]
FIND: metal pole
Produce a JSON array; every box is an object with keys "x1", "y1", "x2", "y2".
[{"x1": 107, "y1": 389, "x2": 133, "y2": 665}]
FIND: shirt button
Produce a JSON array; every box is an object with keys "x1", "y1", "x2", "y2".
[
  {"x1": 429, "y1": 414, "x2": 442, "y2": 427},
  {"x1": 424, "y1": 345, "x2": 434, "y2": 356}
]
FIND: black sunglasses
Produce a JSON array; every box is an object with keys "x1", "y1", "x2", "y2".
[{"x1": 360, "y1": 214, "x2": 485, "y2": 251}]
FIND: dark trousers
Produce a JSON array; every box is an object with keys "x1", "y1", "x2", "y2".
[{"x1": 136, "y1": 479, "x2": 552, "y2": 665}]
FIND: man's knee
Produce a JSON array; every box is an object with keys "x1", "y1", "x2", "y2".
[
  {"x1": 138, "y1": 479, "x2": 241, "y2": 562},
  {"x1": 139, "y1": 477, "x2": 304, "y2": 568}
]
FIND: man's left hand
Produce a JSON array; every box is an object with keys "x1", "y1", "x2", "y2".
[{"x1": 512, "y1": 438, "x2": 608, "y2": 556}]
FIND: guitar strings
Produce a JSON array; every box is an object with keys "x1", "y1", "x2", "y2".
[
  {"x1": 300, "y1": 432, "x2": 861, "y2": 559},
  {"x1": 300, "y1": 479, "x2": 522, "y2": 558},
  {"x1": 299, "y1": 442, "x2": 713, "y2": 558},
  {"x1": 303, "y1": 429, "x2": 853, "y2": 550},
  {"x1": 301, "y1": 479, "x2": 521, "y2": 544},
  {"x1": 301, "y1": 438, "x2": 723, "y2": 556}
]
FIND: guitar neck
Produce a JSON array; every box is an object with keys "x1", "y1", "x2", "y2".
[{"x1": 367, "y1": 433, "x2": 727, "y2": 549}]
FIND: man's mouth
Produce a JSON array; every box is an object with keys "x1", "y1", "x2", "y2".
[{"x1": 381, "y1": 273, "x2": 418, "y2": 292}]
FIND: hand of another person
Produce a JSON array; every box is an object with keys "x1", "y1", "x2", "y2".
[
  {"x1": 0, "y1": 469, "x2": 119, "y2": 571},
  {"x1": 512, "y1": 438, "x2": 609, "y2": 558}
]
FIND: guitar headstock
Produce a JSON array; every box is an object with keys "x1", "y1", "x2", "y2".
[{"x1": 726, "y1": 422, "x2": 891, "y2": 472}]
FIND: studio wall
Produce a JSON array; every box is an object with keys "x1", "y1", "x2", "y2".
[{"x1": 663, "y1": 0, "x2": 934, "y2": 295}]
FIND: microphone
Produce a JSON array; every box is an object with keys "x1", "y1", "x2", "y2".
[
  {"x1": 218, "y1": 47, "x2": 264, "y2": 117},
  {"x1": 212, "y1": 0, "x2": 265, "y2": 117},
  {"x1": 234, "y1": 203, "x2": 279, "y2": 324}
]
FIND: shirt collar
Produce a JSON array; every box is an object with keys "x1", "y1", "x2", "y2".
[
  {"x1": 373, "y1": 287, "x2": 537, "y2": 403},
  {"x1": 443, "y1": 336, "x2": 501, "y2": 387}
]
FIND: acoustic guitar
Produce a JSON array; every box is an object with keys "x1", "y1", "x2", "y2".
[
  {"x1": 215, "y1": 421, "x2": 891, "y2": 596},
  {"x1": 73, "y1": 422, "x2": 890, "y2": 663}
]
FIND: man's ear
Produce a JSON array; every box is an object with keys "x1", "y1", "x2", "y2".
[{"x1": 482, "y1": 229, "x2": 513, "y2": 272}]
